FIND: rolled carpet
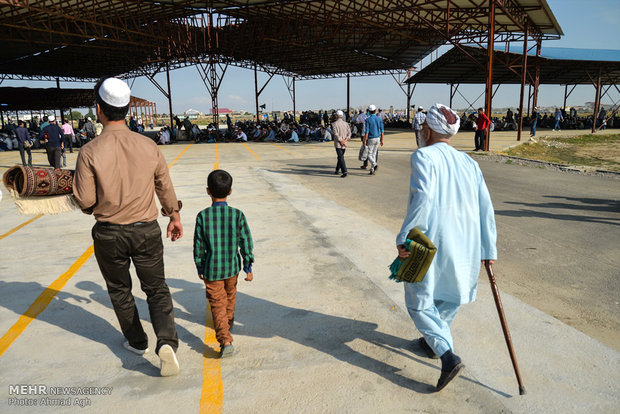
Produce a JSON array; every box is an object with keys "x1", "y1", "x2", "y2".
[{"x1": 3, "y1": 165, "x2": 79, "y2": 215}]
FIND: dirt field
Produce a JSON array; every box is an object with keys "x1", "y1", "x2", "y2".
[{"x1": 504, "y1": 133, "x2": 620, "y2": 172}]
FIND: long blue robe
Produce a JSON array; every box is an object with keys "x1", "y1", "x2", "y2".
[{"x1": 397, "y1": 142, "x2": 497, "y2": 310}]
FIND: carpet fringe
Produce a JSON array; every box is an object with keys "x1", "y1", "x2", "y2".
[{"x1": 9, "y1": 189, "x2": 79, "y2": 215}]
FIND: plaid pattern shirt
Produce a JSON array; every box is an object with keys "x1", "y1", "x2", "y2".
[{"x1": 193, "y1": 202, "x2": 254, "y2": 281}]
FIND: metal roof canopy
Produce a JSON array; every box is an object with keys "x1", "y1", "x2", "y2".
[
  {"x1": 0, "y1": 87, "x2": 95, "y2": 111},
  {"x1": 405, "y1": 46, "x2": 620, "y2": 85},
  {"x1": 0, "y1": 0, "x2": 562, "y2": 81}
]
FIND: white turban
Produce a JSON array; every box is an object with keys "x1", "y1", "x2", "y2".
[{"x1": 426, "y1": 103, "x2": 460, "y2": 136}]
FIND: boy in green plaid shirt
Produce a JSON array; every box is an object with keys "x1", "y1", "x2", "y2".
[{"x1": 193, "y1": 169, "x2": 254, "y2": 357}]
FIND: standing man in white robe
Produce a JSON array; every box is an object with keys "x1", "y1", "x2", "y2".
[{"x1": 396, "y1": 103, "x2": 497, "y2": 391}]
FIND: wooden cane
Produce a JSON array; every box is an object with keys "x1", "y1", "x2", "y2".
[{"x1": 484, "y1": 261, "x2": 526, "y2": 395}]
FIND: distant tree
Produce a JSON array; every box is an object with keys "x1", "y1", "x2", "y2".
[
  {"x1": 70, "y1": 110, "x2": 83, "y2": 120},
  {"x1": 85, "y1": 109, "x2": 96, "y2": 119}
]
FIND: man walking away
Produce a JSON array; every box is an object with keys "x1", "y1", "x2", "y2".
[
  {"x1": 362, "y1": 104, "x2": 384, "y2": 175},
  {"x1": 332, "y1": 110, "x2": 351, "y2": 177},
  {"x1": 42, "y1": 116, "x2": 64, "y2": 168},
  {"x1": 15, "y1": 120, "x2": 32, "y2": 167},
  {"x1": 61, "y1": 119, "x2": 75, "y2": 153},
  {"x1": 412, "y1": 106, "x2": 426, "y2": 148},
  {"x1": 397, "y1": 103, "x2": 497, "y2": 391},
  {"x1": 74, "y1": 77, "x2": 183, "y2": 377},
  {"x1": 474, "y1": 108, "x2": 490, "y2": 151}
]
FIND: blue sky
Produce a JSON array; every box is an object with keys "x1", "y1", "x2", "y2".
[{"x1": 4, "y1": 0, "x2": 620, "y2": 115}]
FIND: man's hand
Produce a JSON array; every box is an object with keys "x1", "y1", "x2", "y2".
[
  {"x1": 397, "y1": 244, "x2": 410, "y2": 258},
  {"x1": 380, "y1": 140, "x2": 384, "y2": 147},
  {"x1": 167, "y1": 211, "x2": 183, "y2": 241},
  {"x1": 482, "y1": 259, "x2": 496, "y2": 266},
  {"x1": 245, "y1": 272, "x2": 253, "y2": 282}
]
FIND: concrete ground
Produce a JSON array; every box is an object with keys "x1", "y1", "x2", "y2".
[{"x1": 0, "y1": 130, "x2": 618, "y2": 413}]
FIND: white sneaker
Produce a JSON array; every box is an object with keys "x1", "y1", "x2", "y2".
[
  {"x1": 123, "y1": 341, "x2": 149, "y2": 355},
  {"x1": 158, "y1": 344, "x2": 179, "y2": 377}
]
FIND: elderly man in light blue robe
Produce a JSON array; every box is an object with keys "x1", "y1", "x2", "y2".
[{"x1": 396, "y1": 103, "x2": 497, "y2": 391}]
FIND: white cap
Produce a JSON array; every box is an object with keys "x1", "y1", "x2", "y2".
[
  {"x1": 368, "y1": 104, "x2": 377, "y2": 112},
  {"x1": 98, "y1": 78, "x2": 131, "y2": 107},
  {"x1": 87, "y1": 117, "x2": 92, "y2": 121},
  {"x1": 426, "y1": 103, "x2": 460, "y2": 136},
  {"x1": 48, "y1": 115, "x2": 55, "y2": 122},
  {"x1": 418, "y1": 106, "x2": 424, "y2": 110},
  {"x1": 336, "y1": 110, "x2": 344, "y2": 118}
]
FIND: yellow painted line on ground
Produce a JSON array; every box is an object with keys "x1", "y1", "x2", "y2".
[
  {"x1": 0, "y1": 214, "x2": 44, "y2": 241},
  {"x1": 169, "y1": 143, "x2": 193, "y2": 168},
  {"x1": 242, "y1": 143, "x2": 261, "y2": 160},
  {"x1": 214, "y1": 143, "x2": 219, "y2": 170},
  {"x1": 0, "y1": 246, "x2": 94, "y2": 357},
  {"x1": 0, "y1": 143, "x2": 194, "y2": 358},
  {"x1": 270, "y1": 142, "x2": 300, "y2": 158},
  {"x1": 200, "y1": 306, "x2": 223, "y2": 414},
  {"x1": 199, "y1": 153, "x2": 224, "y2": 413}
]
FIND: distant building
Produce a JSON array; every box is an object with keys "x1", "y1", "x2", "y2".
[
  {"x1": 210, "y1": 107, "x2": 233, "y2": 115},
  {"x1": 184, "y1": 108, "x2": 203, "y2": 119}
]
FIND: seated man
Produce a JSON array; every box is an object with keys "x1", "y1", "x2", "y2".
[
  {"x1": 235, "y1": 128, "x2": 248, "y2": 142},
  {"x1": 287, "y1": 127, "x2": 299, "y2": 143},
  {"x1": 321, "y1": 126, "x2": 332, "y2": 142},
  {"x1": 264, "y1": 126, "x2": 276, "y2": 142}
]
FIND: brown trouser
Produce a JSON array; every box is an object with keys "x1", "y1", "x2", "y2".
[{"x1": 204, "y1": 275, "x2": 238, "y2": 346}]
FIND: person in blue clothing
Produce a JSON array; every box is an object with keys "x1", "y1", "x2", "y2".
[
  {"x1": 362, "y1": 104, "x2": 384, "y2": 175},
  {"x1": 396, "y1": 103, "x2": 497, "y2": 392},
  {"x1": 42, "y1": 115, "x2": 64, "y2": 169},
  {"x1": 552, "y1": 108, "x2": 563, "y2": 131},
  {"x1": 530, "y1": 107, "x2": 540, "y2": 137}
]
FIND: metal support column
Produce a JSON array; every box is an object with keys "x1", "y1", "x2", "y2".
[
  {"x1": 166, "y1": 63, "x2": 173, "y2": 128},
  {"x1": 407, "y1": 83, "x2": 412, "y2": 121},
  {"x1": 57, "y1": 77, "x2": 65, "y2": 123},
  {"x1": 449, "y1": 83, "x2": 454, "y2": 109},
  {"x1": 517, "y1": 23, "x2": 528, "y2": 141},
  {"x1": 484, "y1": 0, "x2": 496, "y2": 151},
  {"x1": 253, "y1": 65, "x2": 276, "y2": 123},
  {"x1": 346, "y1": 74, "x2": 350, "y2": 122},
  {"x1": 292, "y1": 77, "x2": 296, "y2": 122},
  {"x1": 532, "y1": 39, "x2": 542, "y2": 111},
  {"x1": 592, "y1": 68, "x2": 602, "y2": 133},
  {"x1": 254, "y1": 65, "x2": 260, "y2": 122}
]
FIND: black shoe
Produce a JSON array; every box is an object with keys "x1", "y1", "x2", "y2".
[
  {"x1": 418, "y1": 338, "x2": 439, "y2": 359},
  {"x1": 374, "y1": 165, "x2": 378, "y2": 172},
  {"x1": 334, "y1": 171, "x2": 340, "y2": 175},
  {"x1": 369, "y1": 168, "x2": 374, "y2": 175},
  {"x1": 360, "y1": 165, "x2": 367, "y2": 169},
  {"x1": 341, "y1": 173, "x2": 347, "y2": 178},
  {"x1": 436, "y1": 363, "x2": 465, "y2": 392}
]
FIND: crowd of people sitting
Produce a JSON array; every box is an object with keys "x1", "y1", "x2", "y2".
[
  {"x1": 0, "y1": 116, "x2": 101, "y2": 152},
  {"x1": 458, "y1": 107, "x2": 619, "y2": 132}
]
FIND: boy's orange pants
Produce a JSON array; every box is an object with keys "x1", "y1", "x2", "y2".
[{"x1": 204, "y1": 275, "x2": 238, "y2": 346}]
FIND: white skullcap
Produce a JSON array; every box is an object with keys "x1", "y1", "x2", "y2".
[
  {"x1": 426, "y1": 103, "x2": 460, "y2": 136},
  {"x1": 336, "y1": 110, "x2": 344, "y2": 117},
  {"x1": 368, "y1": 104, "x2": 377, "y2": 112},
  {"x1": 418, "y1": 106, "x2": 423, "y2": 110},
  {"x1": 98, "y1": 78, "x2": 131, "y2": 107},
  {"x1": 48, "y1": 115, "x2": 55, "y2": 122}
]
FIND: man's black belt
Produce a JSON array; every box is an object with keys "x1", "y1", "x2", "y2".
[{"x1": 97, "y1": 220, "x2": 155, "y2": 227}]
